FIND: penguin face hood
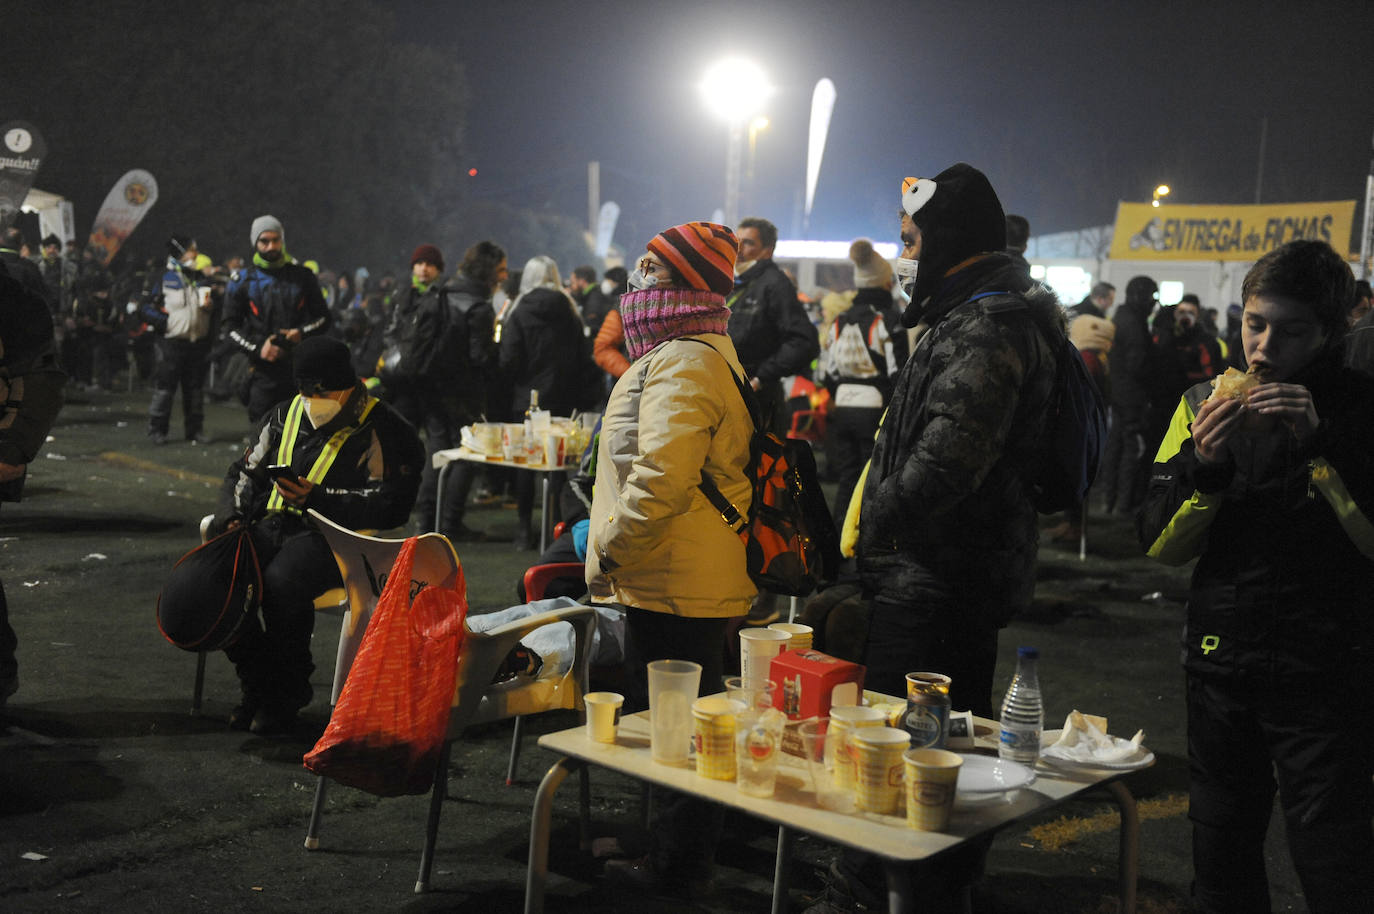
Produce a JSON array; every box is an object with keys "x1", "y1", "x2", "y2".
[{"x1": 899, "y1": 163, "x2": 1007, "y2": 325}]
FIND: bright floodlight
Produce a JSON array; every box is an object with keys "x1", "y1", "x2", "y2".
[
  {"x1": 700, "y1": 58, "x2": 772, "y2": 123},
  {"x1": 1155, "y1": 184, "x2": 1171, "y2": 197}
]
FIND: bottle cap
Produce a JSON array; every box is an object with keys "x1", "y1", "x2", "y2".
[{"x1": 1017, "y1": 646, "x2": 1039, "y2": 659}]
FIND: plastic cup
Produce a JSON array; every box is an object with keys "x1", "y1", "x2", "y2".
[
  {"x1": 647, "y1": 659, "x2": 702, "y2": 766},
  {"x1": 739, "y1": 628, "x2": 790, "y2": 686},
  {"x1": 723, "y1": 676, "x2": 777, "y2": 712},
  {"x1": 767, "y1": 622, "x2": 813, "y2": 653},
  {"x1": 584, "y1": 691, "x2": 624, "y2": 744},
  {"x1": 734, "y1": 707, "x2": 787, "y2": 797},
  {"x1": 904, "y1": 748, "x2": 963, "y2": 831},
  {"x1": 799, "y1": 718, "x2": 856, "y2": 813},
  {"x1": 543, "y1": 434, "x2": 565, "y2": 467},
  {"x1": 474, "y1": 422, "x2": 502, "y2": 456},
  {"x1": 502, "y1": 423, "x2": 525, "y2": 463},
  {"x1": 692, "y1": 696, "x2": 745, "y2": 780},
  {"x1": 851, "y1": 726, "x2": 911, "y2": 815},
  {"x1": 828, "y1": 705, "x2": 887, "y2": 791}
]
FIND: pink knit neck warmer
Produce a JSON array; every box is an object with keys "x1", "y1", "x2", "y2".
[{"x1": 619, "y1": 288, "x2": 731, "y2": 361}]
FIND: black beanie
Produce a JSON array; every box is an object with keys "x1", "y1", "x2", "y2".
[{"x1": 292, "y1": 336, "x2": 356, "y2": 392}]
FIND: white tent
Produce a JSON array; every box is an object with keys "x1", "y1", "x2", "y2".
[{"x1": 21, "y1": 188, "x2": 74, "y2": 246}]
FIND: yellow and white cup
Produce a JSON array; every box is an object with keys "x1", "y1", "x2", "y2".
[
  {"x1": 767, "y1": 622, "x2": 814, "y2": 653},
  {"x1": 828, "y1": 705, "x2": 887, "y2": 792},
  {"x1": 692, "y1": 696, "x2": 745, "y2": 780},
  {"x1": 851, "y1": 726, "x2": 911, "y2": 815},
  {"x1": 903, "y1": 748, "x2": 963, "y2": 831},
  {"x1": 584, "y1": 691, "x2": 624, "y2": 744}
]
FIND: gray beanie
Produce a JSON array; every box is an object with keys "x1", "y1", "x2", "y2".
[
  {"x1": 250, "y1": 214, "x2": 284, "y2": 247},
  {"x1": 849, "y1": 238, "x2": 894, "y2": 289}
]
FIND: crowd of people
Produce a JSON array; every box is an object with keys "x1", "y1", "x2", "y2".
[{"x1": 3, "y1": 163, "x2": 1373, "y2": 912}]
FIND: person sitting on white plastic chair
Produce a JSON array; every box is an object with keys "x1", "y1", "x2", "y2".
[{"x1": 206, "y1": 336, "x2": 424, "y2": 735}]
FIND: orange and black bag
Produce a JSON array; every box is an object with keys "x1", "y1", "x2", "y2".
[
  {"x1": 303, "y1": 537, "x2": 468, "y2": 797},
  {"x1": 691, "y1": 342, "x2": 841, "y2": 596}
]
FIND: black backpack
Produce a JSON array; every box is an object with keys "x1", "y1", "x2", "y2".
[
  {"x1": 969, "y1": 291, "x2": 1107, "y2": 514},
  {"x1": 688, "y1": 340, "x2": 841, "y2": 596}
]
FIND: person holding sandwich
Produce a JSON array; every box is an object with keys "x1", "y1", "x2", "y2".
[{"x1": 1139, "y1": 240, "x2": 1374, "y2": 913}]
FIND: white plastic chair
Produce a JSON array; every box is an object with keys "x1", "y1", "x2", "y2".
[{"x1": 302, "y1": 509, "x2": 595, "y2": 893}]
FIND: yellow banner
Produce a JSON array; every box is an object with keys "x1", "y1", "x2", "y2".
[{"x1": 1109, "y1": 200, "x2": 1354, "y2": 261}]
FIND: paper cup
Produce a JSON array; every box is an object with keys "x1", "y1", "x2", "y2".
[
  {"x1": 767, "y1": 622, "x2": 813, "y2": 653},
  {"x1": 851, "y1": 726, "x2": 910, "y2": 815},
  {"x1": 828, "y1": 705, "x2": 887, "y2": 791},
  {"x1": 692, "y1": 696, "x2": 745, "y2": 780},
  {"x1": 739, "y1": 628, "x2": 790, "y2": 686},
  {"x1": 584, "y1": 691, "x2": 624, "y2": 744},
  {"x1": 904, "y1": 748, "x2": 963, "y2": 831},
  {"x1": 647, "y1": 659, "x2": 701, "y2": 766}
]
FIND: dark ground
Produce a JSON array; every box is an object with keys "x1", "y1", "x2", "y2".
[{"x1": 0, "y1": 382, "x2": 1310, "y2": 912}]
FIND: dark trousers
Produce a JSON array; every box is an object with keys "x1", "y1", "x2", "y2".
[
  {"x1": 623, "y1": 608, "x2": 730, "y2": 880},
  {"x1": 223, "y1": 518, "x2": 341, "y2": 711},
  {"x1": 247, "y1": 364, "x2": 294, "y2": 426},
  {"x1": 1099, "y1": 403, "x2": 1149, "y2": 514},
  {"x1": 827, "y1": 405, "x2": 883, "y2": 527},
  {"x1": 148, "y1": 337, "x2": 210, "y2": 438},
  {"x1": 1187, "y1": 671, "x2": 1374, "y2": 914},
  {"x1": 0, "y1": 499, "x2": 13, "y2": 693},
  {"x1": 388, "y1": 386, "x2": 475, "y2": 534},
  {"x1": 861, "y1": 591, "x2": 999, "y2": 720}
]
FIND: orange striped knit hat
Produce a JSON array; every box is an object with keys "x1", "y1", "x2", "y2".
[{"x1": 646, "y1": 222, "x2": 738, "y2": 296}]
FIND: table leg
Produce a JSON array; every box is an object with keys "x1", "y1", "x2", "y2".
[
  {"x1": 1105, "y1": 779, "x2": 1139, "y2": 914},
  {"x1": 434, "y1": 460, "x2": 451, "y2": 534},
  {"x1": 524, "y1": 756, "x2": 583, "y2": 914},
  {"x1": 539, "y1": 472, "x2": 552, "y2": 553},
  {"x1": 772, "y1": 825, "x2": 793, "y2": 914},
  {"x1": 883, "y1": 858, "x2": 914, "y2": 914}
]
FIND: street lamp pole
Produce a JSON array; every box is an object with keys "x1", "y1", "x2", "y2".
[{"x1": 724, "y1": 120, "x2": 744, "y2": 228}]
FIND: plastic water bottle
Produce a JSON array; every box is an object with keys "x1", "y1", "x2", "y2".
[{"x1": 999, "y1": 646, "x2": 1043, "y2": 764}]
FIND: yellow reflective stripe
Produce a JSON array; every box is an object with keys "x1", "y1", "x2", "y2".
[
  {"x1": 1309, "y1": 458, "x2": 1374, "y2": 560},
  {"x1": 265, "y1": 396, "x2": 379, "y2": 516},
  {"x1": 265, "y1": 396, "x2": 307, "y2": 513},
  {"x1": 1146, "y1": 396, "x2": 1220, "y2": 565}
]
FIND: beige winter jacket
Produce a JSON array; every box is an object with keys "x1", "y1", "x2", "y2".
[{"x1": 586, "y1": 334, "x2": 756, "y2": 618}]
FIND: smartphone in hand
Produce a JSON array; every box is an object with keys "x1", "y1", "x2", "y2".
[{"x1": 266, "y1": 463, "x2": 301, "y2": 485}]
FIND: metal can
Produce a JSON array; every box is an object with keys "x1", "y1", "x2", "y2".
[{"x1": 903, "y1": 671, "x2": 952, "y2": 749}]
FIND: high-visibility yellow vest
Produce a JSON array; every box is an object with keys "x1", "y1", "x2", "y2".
[{"x1": 265, "y1": 394, "x2": 379, "y2": 515}]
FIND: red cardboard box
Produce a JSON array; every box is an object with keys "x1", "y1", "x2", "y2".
[{"x1": 770, "y1": 649, "x2": 865, "y2": 721}]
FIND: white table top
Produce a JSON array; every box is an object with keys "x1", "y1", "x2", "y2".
[
  {"x1": 432, "y1": 446, "x2": 574, "y2": 472},
  {"x1": 538, "y1": 709, "x2": 1147, "y2": 863}
]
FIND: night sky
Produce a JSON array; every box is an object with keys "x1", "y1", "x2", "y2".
[{"x1": 404, "y1": 0, "x2": 1374, "y2": 248}]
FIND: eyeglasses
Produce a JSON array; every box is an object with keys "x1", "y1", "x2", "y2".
[{"x1": 637, "y1": 256, "x2": 669, "y2": 276}]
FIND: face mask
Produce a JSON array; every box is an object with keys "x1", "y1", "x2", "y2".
[
  {"x1": 303, "y1": 396, "x2": 342, "y2": 428},
  {"x1": 627, "y1": 268, "x2": 658, "y2": 292},
  {"x1": 895, "y1": 257, "x2": 920, "y2": 281},
  {"x1": 734, "y1": 259, "x2": 756, "y2": 277}
]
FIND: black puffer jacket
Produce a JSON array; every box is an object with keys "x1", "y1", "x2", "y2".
[
  {"x1": 726, "y1": 259, "x2": 818, "y2": 383},
  {"x1": 857, "y1": 254, "x2": 1060, "y2": 628},
  {"x1": 1109, "y1": 277, "x2": 1157, "y2": 411},
  {"x1": 442, "y1": 272, "x2": 498, "y2": 418},
  {"x1": 499, "y1": 287, "x2": 585, "y2": 415},
  {"x1": 1139, "y1": 357, "x2": 1374, "y2": 681},
  {"x1": 216, "y1": 384, "x2": 424, "y2": 533}
]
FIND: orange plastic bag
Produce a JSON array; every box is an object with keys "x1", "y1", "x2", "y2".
[{"x1": 303, "y1": 537, "x2": 468, "y2": 797}]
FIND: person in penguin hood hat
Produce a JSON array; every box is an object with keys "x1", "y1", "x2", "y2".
[{"x1": 897, "y1": 162, "x2": 1008, "y2": 327}]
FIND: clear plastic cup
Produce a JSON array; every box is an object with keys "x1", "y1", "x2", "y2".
[
  {"x1": 799, "y1": 717, "x2": 856, "y2": 813},
  {"x1": 647, "y1": 659, "x2": 702, "y2": 766},
  {"x1": 734, "y1": 707, "x2": 787, "y2": 797},
  {"x1": 723, "y1": 676, "x2": 777, "y2": 712}
]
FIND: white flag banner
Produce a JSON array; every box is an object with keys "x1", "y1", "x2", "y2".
[
  {"x1": 88, "y1": 169, "x2": 158, "y2": 266},
  {"x1": 805, "y1": 79, "x2": 837, "y2": 232}
]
